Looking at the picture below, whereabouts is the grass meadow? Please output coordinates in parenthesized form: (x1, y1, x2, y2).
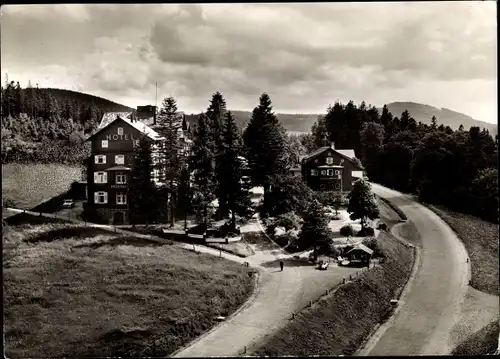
(2, 163, 81, 209)
(3, 223, 255, 358)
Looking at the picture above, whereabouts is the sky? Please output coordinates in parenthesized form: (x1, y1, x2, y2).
(1, 2, 497, 123)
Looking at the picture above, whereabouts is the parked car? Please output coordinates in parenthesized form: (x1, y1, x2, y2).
(317, 260, 329, 270)
(62, 199, 74, 209)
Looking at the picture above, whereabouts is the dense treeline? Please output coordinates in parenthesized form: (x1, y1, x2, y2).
(1, 76, 130, 165)
(301, 101, 499, 223)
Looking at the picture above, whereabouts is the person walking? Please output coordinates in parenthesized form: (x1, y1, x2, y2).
(280, 260, 284, 272)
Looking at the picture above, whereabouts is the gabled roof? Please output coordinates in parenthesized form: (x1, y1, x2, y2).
(86, 112, 163, 142)
(302, 145, 359, 166)
(347, 243, 374, 256)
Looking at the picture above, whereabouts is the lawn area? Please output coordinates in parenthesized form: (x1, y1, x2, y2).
(4, 223, 255, 358)
(429, 205, 499, 296)
(452, 320, 499, 356)
(2, 163, 81, 209)
(252, 230, 415, 356)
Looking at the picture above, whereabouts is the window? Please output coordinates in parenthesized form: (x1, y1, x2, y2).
(101, 140, 108, 148)
(311, 169, 318, 176)
(335, 170, 341, 175)
(327, 169, 334, 176)
(116, 193, 127, 205)
(94, 191, 108, 204)
(95, 155, 106, 164)
(117, 127, 123, 135)
(115, 154, 125, 165)
(94, 171, 107, 184)
(116, 172, 127, 184)
(321, 170, 326, 175)
(326, 157, 333, 164)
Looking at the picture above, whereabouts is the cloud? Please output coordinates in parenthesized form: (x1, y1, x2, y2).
(1, 3, 497, 124)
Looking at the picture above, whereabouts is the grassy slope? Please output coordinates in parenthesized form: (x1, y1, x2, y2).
(2, 164, 81, 209)
(253, 230, 414, 356)
(452, 320, 499, 356)
(4, 223, 254, 358)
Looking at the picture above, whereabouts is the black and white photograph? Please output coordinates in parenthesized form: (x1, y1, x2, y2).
(1, 2, 498, 357)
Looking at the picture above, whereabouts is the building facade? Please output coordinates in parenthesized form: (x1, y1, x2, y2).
(301, 143, 364, 192)
(85, 113, 164, 225)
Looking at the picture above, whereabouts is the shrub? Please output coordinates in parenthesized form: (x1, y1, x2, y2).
(378, 222, 387, 231)
(274, 235, 290, 248)
(275, 212, 302, 232)
(357, 227, 375, 237)
(362, 237, 383, 257)
(340, 224, 355, 237)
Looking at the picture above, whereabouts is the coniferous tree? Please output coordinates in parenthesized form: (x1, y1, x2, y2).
(129, 136, 157, 225)
(217, 111, 252, 228)
(243, 93, 288, 216)
(189, 113, 216, 227)
(206, 92, 228, 218)
(156, 96, 184, 226)
(431, 115, 438, 130)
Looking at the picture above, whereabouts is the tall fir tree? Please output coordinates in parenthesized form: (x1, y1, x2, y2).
(217, 111, 252, 227)
(243, 93, 288, 216)
(156, 96, 184, 226)
(431, 115, 438, 131)
(206, 92, 228, 218)
(347, 179, 380, 229)
(189, 113, 216, 227)
(128, 136, 157, 225)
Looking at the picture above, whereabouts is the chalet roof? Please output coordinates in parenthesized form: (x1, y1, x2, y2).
(347, 243, 374, 256)
(302, 145, 359, 167)
(87, 112, 163, 142)
(290, 166, 301, 171)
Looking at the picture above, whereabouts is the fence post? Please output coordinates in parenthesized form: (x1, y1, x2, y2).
(350, 274, 352, 280)
(343, 278, 346, 284)
(326, 289, 329, 295)
(243, 346, 247, 354)
(292, 312, 295, 319)
(309, 300, 312, 307)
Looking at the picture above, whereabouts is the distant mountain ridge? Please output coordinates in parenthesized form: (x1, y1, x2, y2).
(383, 102, 497, 135)
(187, 101, 496, 135)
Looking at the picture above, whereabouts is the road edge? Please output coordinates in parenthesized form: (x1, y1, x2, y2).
(354, 198, 422, 356)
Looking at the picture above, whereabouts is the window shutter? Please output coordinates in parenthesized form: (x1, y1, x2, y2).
(102, 156, 106, 164)
(94, 192, 99, 203)
(94, 172, 98, 183)
(104, 192, 108, 204)
(94, 156, 99, 164)
(103, 172, 108, 183)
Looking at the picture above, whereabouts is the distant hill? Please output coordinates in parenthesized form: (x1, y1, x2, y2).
(186, 102, 496, 135)
(20, 88, 134, 114)
(384, 102, 497, 135)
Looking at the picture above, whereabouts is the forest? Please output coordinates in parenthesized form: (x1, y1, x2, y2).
(301, 101, 499, 223)
(1, 77, 131, 164)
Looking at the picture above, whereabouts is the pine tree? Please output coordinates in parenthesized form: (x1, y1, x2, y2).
(217, 111, 252, 228)
(206, 92, 228, 218)
(347, 179, 380, 229)
(431, 115, 438, 130)
(189, 113, 216, 227)
(298, 199, 332, 260)
(129, 136, 157, 225)
(156, 96, 184, 226)
(243, 93, 288, 216)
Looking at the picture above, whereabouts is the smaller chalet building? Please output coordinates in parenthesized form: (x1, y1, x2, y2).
(301, 143, 363, 192)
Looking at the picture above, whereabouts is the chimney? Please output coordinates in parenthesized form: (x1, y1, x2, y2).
(330, 141, 335, 149)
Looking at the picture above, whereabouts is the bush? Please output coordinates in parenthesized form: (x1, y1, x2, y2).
(340, 224, 355, 237)
(356, 227, 375, 237)
(378, 222, 387, 230)
(275, 212, 302, 232)
(274, 235, 290, 248)
(362, 237, 383, 257)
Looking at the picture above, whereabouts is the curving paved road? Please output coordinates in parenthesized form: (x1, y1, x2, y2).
(364, 184, 470, 356)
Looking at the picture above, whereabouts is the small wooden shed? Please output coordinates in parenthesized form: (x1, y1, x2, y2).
(346, 243, 374, 267)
